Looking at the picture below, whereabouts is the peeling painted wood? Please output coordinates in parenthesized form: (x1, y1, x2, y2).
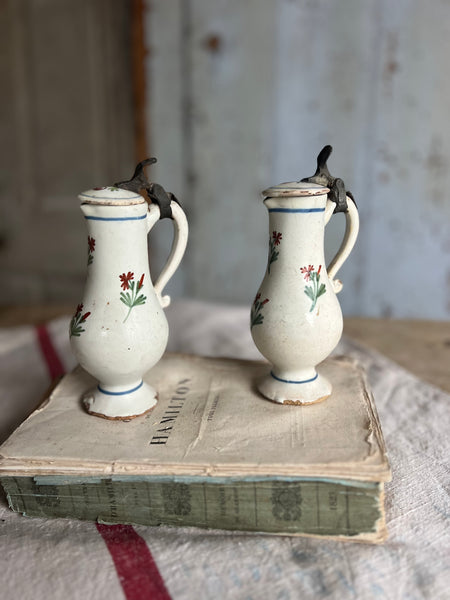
(148, 0, 450, 318)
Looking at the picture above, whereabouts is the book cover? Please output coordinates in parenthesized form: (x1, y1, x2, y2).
(0, 354, 391, 542)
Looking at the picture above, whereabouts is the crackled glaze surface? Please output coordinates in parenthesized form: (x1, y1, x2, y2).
(251, 182, 359, 405)
(70, 187, 188, 419)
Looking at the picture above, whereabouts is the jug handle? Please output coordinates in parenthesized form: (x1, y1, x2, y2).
(146, 201, 189, 308)
(324, 195, 359, 293)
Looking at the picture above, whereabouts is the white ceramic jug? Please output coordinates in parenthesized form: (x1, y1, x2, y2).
(251, 147, 359, 405)
(70, 171, 188, 420)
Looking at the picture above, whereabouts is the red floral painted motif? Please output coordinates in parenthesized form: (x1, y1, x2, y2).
(120, 272, 134, 291)
(301, 264, 326, 312)
(70, 303, 91, 337)
(119, 272, 147, 322)
(87, 236, 96, 265)
(272, 231, 282, 245)
(300, 264, 314, 282)
(251, 293, 269, 328)
(268, 231, 282, 273)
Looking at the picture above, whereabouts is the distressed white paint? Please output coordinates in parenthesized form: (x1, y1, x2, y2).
(359, 0, 450, 318)
(147, 0, 278, 305)
(145, 0, 187, 299)
(147, 0, 450, 318)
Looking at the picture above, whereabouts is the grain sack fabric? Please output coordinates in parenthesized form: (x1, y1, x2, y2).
(0, 300, 448, 600)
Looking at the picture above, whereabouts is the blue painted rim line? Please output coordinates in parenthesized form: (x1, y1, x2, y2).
(268, 208, 325, 213)
(98, 380, 144, 396)
(270, 372, 318, 384)
(85, 215, 147, 221)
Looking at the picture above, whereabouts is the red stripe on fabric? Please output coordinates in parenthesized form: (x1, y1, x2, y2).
(35, 326, 169, 599)
(35, 324, 66, 380)
(97, 524, 171, 600)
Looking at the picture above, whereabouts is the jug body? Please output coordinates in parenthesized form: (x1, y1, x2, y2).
(251, 181, 358, 405)
(70, 186, 188, 419)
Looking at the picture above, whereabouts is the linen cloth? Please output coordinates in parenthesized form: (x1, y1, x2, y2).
(0, 300, 448, 600)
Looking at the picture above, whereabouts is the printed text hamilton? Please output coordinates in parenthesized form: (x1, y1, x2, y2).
(149, 378, 191, 445)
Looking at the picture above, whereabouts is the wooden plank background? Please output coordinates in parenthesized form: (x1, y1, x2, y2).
(0, 0, 135, 305)
(146, 0, 450, 319)
(0, 1, 448, 319)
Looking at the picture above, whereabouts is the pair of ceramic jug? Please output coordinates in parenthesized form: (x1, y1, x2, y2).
(70, 148, 359, 420)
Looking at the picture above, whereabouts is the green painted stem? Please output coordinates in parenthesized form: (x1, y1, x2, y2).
(123, 307, 133, 323)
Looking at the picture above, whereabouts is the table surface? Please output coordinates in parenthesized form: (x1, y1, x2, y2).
(1, 305, 449, 394)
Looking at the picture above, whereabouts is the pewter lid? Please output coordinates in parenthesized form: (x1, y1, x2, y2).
(262, 181, 329, 198)
(79, 186, 145, 206)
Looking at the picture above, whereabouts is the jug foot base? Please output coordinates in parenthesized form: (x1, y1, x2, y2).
(83, 381, 158, 420)
(257, 370, 332, 405)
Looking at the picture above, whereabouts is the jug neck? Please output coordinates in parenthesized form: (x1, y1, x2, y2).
(265, 194, 328, 269)
(81, 202, 150, 277)
(264, 192, 328, 243)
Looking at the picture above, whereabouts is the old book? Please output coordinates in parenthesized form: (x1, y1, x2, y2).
(0, 354, 391, 543)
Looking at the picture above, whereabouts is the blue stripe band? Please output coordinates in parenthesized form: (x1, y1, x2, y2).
(270, 372, 318, 384)
(98, 380, 144, 395)
(85, 215, 147, 221)
(268, 208, 325, 213)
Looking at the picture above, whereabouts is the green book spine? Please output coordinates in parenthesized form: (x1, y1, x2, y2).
(1, 476, 384, 538)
